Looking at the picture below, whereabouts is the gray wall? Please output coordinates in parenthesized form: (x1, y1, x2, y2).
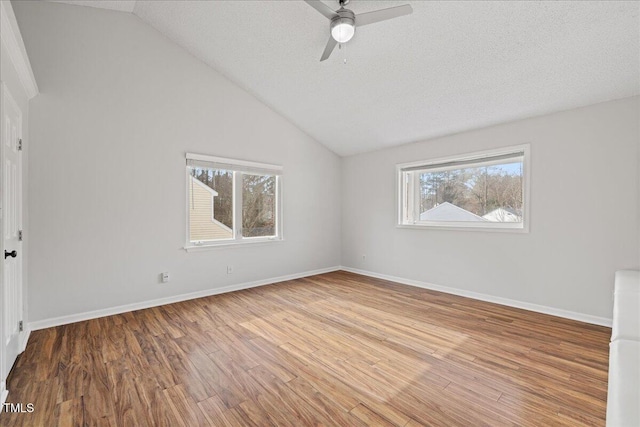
(342, 97, 640, 320)
(13, 1, 639, 325)
(14, 1, 342, 322)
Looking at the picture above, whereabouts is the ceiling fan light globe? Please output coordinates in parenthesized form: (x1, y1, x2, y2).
(331, 19, 355, 43)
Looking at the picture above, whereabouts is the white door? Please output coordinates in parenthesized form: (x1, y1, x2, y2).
(0, 82, 23, 381)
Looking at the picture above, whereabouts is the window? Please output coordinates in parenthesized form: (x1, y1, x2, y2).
(186, 153, 282, 247)
(398, 145, 529, 231)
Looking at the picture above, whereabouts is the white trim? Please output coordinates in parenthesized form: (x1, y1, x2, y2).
(29, 266, 341, 330)
(184, 237, 284, 252)
(340, 266, 612, 327)
(0, 1, 39, 99)
(1, 381, 7, 407)
(396, 144, 529, 171)
(18, 328, 30, 353)
(0, 330, 30, 409)
(186, 152, 283, 172)
(396, 224, 528, 233)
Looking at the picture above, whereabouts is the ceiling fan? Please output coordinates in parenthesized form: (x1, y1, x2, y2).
(304, 0, 413, 61)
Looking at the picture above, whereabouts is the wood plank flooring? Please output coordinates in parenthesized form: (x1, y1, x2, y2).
(1, 271, 611, 426)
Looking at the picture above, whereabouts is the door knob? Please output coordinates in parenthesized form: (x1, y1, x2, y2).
(4, 250, 17, 259)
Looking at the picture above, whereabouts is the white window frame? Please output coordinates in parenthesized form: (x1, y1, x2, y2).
(396, 144, 530, 233)
(185, 153, 283, 251)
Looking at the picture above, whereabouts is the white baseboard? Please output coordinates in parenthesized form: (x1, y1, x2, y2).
(29, 266, 341, 331)
(0, 381, 7, 408)
(340, 266, 612, 327)
(19, 328, 30, 353)
(0, 329, 31, 409)
(28, 265, 612, 331)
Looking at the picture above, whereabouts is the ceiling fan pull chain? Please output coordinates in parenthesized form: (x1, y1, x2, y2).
(339, 43, 348, 65)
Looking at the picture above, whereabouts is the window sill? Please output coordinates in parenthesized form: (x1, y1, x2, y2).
(184, 238, 285, 252)
(396, 224, 529, 234)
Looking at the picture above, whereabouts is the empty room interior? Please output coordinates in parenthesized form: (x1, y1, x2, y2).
(1, 0, 639, 425)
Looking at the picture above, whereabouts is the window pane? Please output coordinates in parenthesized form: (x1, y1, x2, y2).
(417, 161, 523, 223)
(188, 168, 233, 242)
(242, 174, 276, 237)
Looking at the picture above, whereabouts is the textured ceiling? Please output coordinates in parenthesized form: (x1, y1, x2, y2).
(50, 0, 136, 13)
(49, 1, 640, 156)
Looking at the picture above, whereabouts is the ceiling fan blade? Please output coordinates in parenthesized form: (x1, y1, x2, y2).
(356, 4, 413, 27)
(320, 36, 338, 61)
(304, 0, 338, 20)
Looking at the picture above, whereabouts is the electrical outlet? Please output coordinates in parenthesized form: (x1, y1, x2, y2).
(227, 265, 233, 274)
(161, 272, 170, 283)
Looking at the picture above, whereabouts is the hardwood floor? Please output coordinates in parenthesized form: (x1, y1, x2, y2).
(1, 271, 611, 426)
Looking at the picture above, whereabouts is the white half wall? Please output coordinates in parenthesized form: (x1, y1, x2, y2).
(342, 97, 640, 320)
(13, 1, 342, 323)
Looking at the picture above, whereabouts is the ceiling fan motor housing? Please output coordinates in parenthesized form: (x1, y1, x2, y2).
(330, 9, 356, 43)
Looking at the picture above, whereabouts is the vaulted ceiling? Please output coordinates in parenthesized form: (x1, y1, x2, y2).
(49, 1, 640, 156)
